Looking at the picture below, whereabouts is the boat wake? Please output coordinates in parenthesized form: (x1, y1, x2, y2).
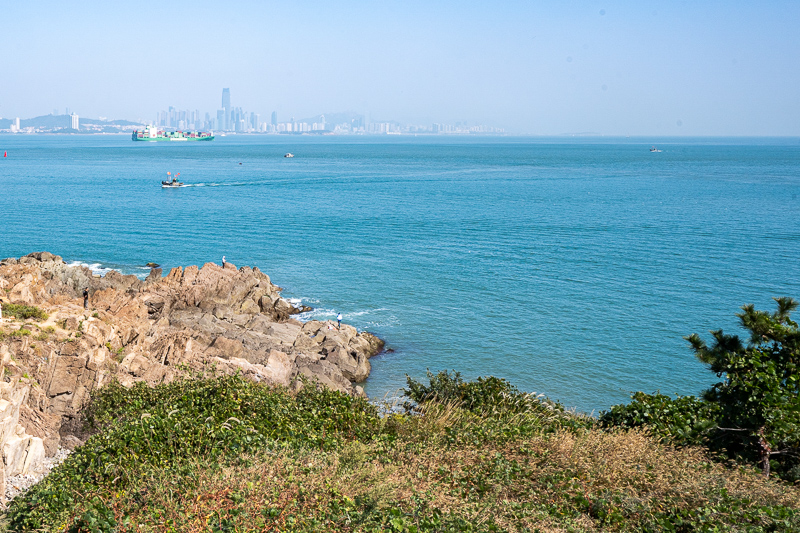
(176, 182, 251, 188)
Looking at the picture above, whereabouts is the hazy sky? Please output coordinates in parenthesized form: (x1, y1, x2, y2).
(2, 1, 799, 135)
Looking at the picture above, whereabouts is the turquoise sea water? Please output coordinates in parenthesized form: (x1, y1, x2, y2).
(1, 135, 799, 413)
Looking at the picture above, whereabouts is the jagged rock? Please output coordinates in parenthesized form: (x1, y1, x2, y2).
(9, 282, 36, 305)
(325, 345, 371, 382)
(146, 268, 162, 283)
(60, 435, 83, 451)
(210, 336, 246, 360)
(272, 298, 296, 321)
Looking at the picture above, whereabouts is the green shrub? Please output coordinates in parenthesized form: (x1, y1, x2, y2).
(603, 297, 800, 480)
(6, 374, 385, 530)
(600, 392, 720, 447)
(2, 304, 48, 321)
(404, 369, 570, 417)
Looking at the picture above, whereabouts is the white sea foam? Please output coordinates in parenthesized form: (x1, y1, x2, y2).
(296, 307, 336, 322)
(294, 305, 398, 329)
(67, 261, 113, 276)
(345, 308, 388, 317)
(66, 261, 151, 280)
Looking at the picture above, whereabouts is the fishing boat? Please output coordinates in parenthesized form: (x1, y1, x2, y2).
(284, 153, 294, 158)
(161, 172, 188, 188)
(650, 146, 662, 152)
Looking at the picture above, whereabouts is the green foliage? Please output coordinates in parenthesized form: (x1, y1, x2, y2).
(686, 297, 800, 477)
(600, 392, 720, 447)
(1, 304, 48, 321)
(604, 297, 800, 480)
(403, 370, 592, 445)
(5, 372, 800, 532)
(405, 369, 560, 415)
(65, 498, 117, 533)
(6, 374, 384, 530)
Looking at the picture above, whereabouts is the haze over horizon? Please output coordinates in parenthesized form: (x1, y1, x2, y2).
(2, 1, 799, 136)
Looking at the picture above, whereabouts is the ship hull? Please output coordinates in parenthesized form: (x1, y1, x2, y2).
(132, 128, 214, 141)
(132, 136, 214, 141)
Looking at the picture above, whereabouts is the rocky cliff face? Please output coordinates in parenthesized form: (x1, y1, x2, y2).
(0, 252, 384, 499)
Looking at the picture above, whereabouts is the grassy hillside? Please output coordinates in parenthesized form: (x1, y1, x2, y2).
(3, 371, 798, 532)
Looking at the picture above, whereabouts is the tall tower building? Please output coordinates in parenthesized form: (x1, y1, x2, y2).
(271, 111, 277, 126)
(70, 114, 79, 130)
(221, 88, 231, 110)
(221, 88, 231, 130)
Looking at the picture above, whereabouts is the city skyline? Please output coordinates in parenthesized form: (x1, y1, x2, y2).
(1, 86, 505, 135)
(1, 2, 799, 135)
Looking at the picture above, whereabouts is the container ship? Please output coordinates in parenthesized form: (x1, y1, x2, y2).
(132, 126, 214, 141)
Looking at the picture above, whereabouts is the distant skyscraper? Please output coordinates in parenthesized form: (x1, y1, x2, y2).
(70, 114, 79, 130)
(271, 111, 277, 126)
(222, 88, 231, 110)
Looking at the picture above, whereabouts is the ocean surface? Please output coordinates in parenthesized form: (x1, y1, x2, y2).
(1, 134, 798, 413)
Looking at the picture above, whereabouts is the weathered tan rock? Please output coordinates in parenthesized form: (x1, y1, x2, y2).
(325, 345, 371, 382)
(210, 336, 246, 360)
(9, 282, 35, 306)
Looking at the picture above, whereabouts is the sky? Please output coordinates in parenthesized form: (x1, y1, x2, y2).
(1, 1, 799, 135)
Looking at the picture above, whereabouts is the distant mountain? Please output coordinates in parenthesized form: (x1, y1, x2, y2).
(20, 115, 71, 128)
(0, 115, 144, 129)
(81, 118, 143, 126)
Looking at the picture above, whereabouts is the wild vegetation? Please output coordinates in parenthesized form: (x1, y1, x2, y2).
(3, 367, 799, 532)
(0, 303, 48, 321)
(601, 297, 800, 481)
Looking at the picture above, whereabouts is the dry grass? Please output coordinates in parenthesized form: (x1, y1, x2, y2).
(88, 427, 800, 532)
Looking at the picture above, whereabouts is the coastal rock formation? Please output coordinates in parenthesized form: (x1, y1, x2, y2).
(0, 253, 384, 498)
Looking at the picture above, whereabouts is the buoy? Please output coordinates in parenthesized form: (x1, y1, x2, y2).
(3, 151, 6, 158)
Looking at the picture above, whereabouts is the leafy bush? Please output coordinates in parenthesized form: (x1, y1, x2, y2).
(7, 374, 385, 530)
(405, 369, 562, 415)
(1, 304, 48, 321)
(600, 392, 720, 447)
(603, 297, 800, 480)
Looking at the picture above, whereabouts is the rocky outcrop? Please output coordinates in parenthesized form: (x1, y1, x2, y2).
(0, 253, 385, 500)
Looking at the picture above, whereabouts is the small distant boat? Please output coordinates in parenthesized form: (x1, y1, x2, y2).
(650, 146, 662, 152)
(284, 153, 294, 158)
(161, 171, 188, 188)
